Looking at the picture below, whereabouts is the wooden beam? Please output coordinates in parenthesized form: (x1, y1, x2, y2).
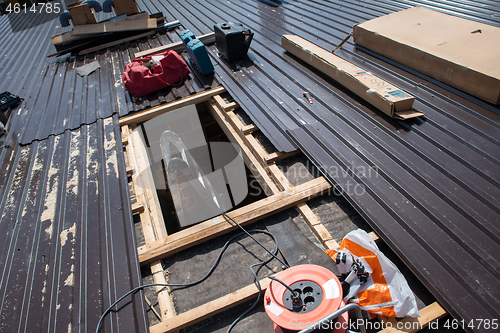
(79, 30, 155, 55)
(244, 133, 269, 167)
(267, 164, 293, 192)
(130, 128, 167, 238)
(223, 101, 238, 111)
(267, 163, 338, 249)
(151, 261, 177, 322)
(150, 277, 272, 333)
(370, 231, 381, 242)
(378, 315, 399, 329)
(72, 18, 157, 36)
(212, 95, 239, 112)
(145, 295, 162, 321)
(139, 176, 332, 265)
(131, 202, 144, 214)
(51, 30, 94, 46)
(264, 149, 299, 164)
(241, 124, 258, 135)
(378, 302, 447, 333)
(207, 99, 279, 196)
(135, 32, 215, 58)
(51, 13, 149, 46)
(125, 125, 177, 322)
(119, 86, 226, 126)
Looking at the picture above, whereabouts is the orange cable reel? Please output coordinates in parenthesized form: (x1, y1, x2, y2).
(264, 264, 348, 333)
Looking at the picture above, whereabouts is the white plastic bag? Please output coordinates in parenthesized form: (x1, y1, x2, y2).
(326, 229, 420, 318)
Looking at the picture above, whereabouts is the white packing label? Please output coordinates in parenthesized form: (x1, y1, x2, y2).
(265, 301, 285, 316)
(322, 279, 340, 299)
(152, 55, 165, 62)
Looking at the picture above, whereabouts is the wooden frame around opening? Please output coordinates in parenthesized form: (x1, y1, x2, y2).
(120, 86, 448, 333)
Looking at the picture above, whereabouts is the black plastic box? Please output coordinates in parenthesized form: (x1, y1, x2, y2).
(0, 91, 21, 112)
(214, 22, 253, 61)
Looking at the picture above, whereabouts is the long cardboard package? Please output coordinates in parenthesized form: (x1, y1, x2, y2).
(282, 35, 423, 119)
(353, 7, 500, 105)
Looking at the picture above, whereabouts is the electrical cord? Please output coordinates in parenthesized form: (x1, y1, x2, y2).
(95, 228, 283, 333)
(268, 276, 298, 298)
(221, 212, 290, 269)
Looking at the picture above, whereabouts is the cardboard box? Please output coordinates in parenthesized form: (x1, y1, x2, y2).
(282, 35, 423, 119)
(353, 7, 500, 105)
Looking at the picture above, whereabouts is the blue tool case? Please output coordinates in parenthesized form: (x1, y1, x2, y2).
(179, 30, 214, 75)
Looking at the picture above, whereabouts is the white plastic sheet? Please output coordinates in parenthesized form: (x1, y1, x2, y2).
(326, 229, 420, 318)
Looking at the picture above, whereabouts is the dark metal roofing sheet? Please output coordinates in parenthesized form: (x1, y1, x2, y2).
(139, 0, 500, 331)
(0, 115, 148, 333)
(0, 8, 219, 145)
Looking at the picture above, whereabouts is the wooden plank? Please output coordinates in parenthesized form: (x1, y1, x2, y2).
(126, 166, 134, 175)
(137, 245, 147, 255)
(223, 101, 238, 111)
(139, 177, 332, 265)
(212, 95, 238, 112)
(212, 95, 272, 169)
(207, 99, 280, 197)
(132, 128, 167, 238)
(241, 124, 258, 135)
(267, 164, 337, 248)
(151, 261, 177, 321)
(69, 4, 97, 25)
(282, 35, 421, 118)
(72, 18, 156, 36)
(150, 278, 273, 333)
(119, 86, 226, 125)
(264, 149, 299, 164)
(125, 124, 177, 323)
(135, 32, 215, 58)
(121, 124, 130, 143)
(51, 30, 94, 46)
(126, 126, 158, 243)
(267, 164, 293, 192)
(378, 315, 399, 329)
(295, 202, 321, 226)
(378, 302, 447, 333)
(51, 12, 149, 46)
(370, 231, 381, 242)
(212, 95, 227, 109)
(324, 240, 340, 249)
(145, 295, 162, 321)
(244, 133, 269, 167)
(313, 224, 334, 241)
(131, 202, 144, 214)
(113, 0, 140, 16)
(79, 30, 155, 55)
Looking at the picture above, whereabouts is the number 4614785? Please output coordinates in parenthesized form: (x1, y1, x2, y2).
(6, 2, 61, 14)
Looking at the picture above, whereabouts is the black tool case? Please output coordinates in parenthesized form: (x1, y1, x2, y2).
(0, 91, 21, 112)
(214, 22, 253, 61)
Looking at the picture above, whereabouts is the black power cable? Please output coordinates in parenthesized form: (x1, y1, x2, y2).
(95, 227, 284, 333)
(268, 276, 298, 297)
(221, 212, 289, 269)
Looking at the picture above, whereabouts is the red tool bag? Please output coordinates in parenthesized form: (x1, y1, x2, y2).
(122, 50, 191, 97)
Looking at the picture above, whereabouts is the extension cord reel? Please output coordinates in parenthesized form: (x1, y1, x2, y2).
(264, 264, 348, 333)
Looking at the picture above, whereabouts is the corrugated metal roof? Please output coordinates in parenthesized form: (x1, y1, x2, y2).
(1, 0, 500, 332)
(0, 8, 219, 145)
(0, 115, 148, 333)
(137, 0, 500, 331)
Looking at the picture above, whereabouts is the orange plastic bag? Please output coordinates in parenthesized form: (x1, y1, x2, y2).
(326, 229, 419, 318)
